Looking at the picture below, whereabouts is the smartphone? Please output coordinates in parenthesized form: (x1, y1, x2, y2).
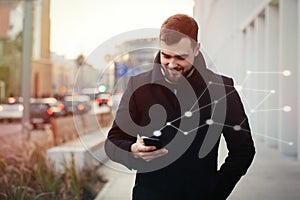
(143, 137, 162, 149)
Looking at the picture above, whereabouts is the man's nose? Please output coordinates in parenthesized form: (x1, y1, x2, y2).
(168, 59, 177, 68)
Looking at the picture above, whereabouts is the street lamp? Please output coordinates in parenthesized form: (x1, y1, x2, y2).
(21, 0, 33, 139)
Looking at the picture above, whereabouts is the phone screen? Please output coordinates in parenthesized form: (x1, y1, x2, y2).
(143, 137, 162, 149)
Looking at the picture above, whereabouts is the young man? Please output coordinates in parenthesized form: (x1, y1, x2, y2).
(105, 14, 255, 199)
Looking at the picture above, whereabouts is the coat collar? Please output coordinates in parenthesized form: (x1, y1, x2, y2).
(150, 51, 208, 84)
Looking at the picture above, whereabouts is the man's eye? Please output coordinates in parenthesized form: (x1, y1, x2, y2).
(163, 54, 171, 59)
(177, 56, 185, 60)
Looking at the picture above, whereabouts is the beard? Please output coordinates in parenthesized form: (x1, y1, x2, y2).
(162, 65, 192, 83)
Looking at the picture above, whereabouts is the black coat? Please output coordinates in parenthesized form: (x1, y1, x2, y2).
(105, 52, 255, 200)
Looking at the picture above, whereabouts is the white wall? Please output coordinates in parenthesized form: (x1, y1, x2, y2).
(298, 0, 300, 162)
(265, 4, 279, 148)
(194, 0, 263, 78)
(278, 0, 298, 157)
(33, 0, 41, 59)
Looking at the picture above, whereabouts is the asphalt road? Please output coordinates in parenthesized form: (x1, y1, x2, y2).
(0, 122, 22, 137)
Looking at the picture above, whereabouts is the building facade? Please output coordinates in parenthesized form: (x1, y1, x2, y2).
(0, 0, 54, 99)
(0, 1, 23, 100)
(31, 0, 52, 97)
(110, 38, 159, 93)
(194, 0, 299, 161)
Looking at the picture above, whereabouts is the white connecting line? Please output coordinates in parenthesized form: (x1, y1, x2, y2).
(154, 70, 293, 146)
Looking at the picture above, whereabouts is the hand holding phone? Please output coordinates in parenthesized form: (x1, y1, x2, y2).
(131, 136, 168, 161)
(143, 137, 163, 149)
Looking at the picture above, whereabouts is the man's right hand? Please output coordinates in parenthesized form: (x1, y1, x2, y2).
(130, 137, 168, 162)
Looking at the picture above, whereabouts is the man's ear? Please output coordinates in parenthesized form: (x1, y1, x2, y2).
(194, 42, 200, 56)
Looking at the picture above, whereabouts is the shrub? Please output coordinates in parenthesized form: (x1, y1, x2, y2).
(0, 139, 106, 199)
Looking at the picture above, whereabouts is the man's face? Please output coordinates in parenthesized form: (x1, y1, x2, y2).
(160, 37, 200, 82)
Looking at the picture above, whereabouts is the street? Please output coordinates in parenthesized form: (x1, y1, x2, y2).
(0, 101, 114, 135)
(0, 123, 22, 137)
(0, 108, 114, 150)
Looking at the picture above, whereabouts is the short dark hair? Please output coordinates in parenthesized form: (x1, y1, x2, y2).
(160, 14, 199, 47)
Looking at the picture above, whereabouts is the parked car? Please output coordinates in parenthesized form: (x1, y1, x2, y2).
(0, 97, 23, 122)
(63, 95, 91, 115)
(29, 97, 65, 129)
(95, 93, 113, 107)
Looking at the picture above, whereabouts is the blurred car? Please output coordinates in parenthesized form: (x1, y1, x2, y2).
(0, 97, 24, 122)
(30, 98, 65, 129)
(95, 93, 113, 108)
(63, 95, 91, 115)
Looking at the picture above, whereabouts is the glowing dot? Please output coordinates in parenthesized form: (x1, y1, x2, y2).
(233, 125, 241, 131)
(282, 70, 291, 77)
(183, 132, 189, 135)
(153, 130, 161, 137)
(214, 100, 218, 104)
(288, 142, 293, 146)
(185, 111, 193, 117)
(206, 119, 214, 125)
(208, 81, 213, 85)
(235, 85, 242, 92)
(283, 106, 292, 112)
(247, 70, 252, 74)
(166, 122, 171, 126)
(250, 109, 255, 113)
(270, 90, 276, 94)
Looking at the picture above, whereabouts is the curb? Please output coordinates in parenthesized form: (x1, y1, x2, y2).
(94, 177, 115, 200)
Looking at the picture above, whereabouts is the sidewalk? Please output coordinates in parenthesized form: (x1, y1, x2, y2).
(96, 140, 300, 200)
(95, 161, 135, 200)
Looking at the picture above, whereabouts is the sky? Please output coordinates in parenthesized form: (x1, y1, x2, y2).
(50, 0, 194, 59)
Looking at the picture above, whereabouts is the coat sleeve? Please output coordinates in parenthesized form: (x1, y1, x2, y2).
(104, 77, 140, 169)
(211, 78, 256, 199)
